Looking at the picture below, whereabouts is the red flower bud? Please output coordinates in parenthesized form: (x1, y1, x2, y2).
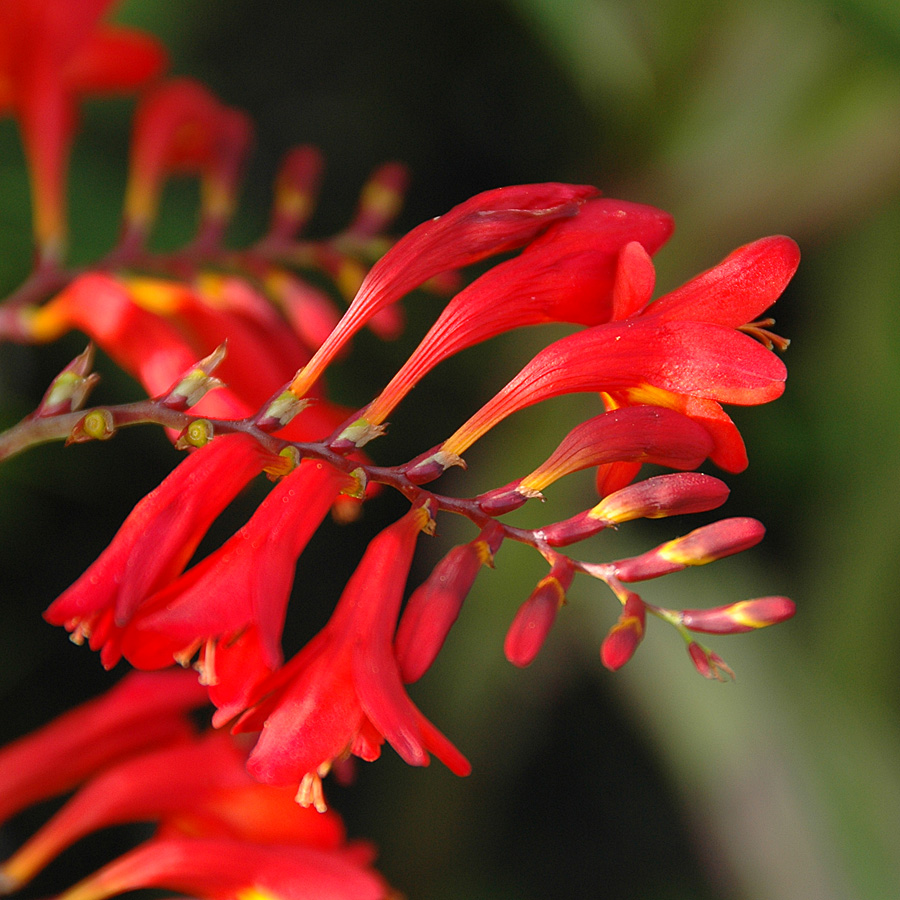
(687, 642, 735, 681)
(680, 596, 795, 634)
(504, 562, 574, 667)
(396, 523, 504, 683)
(600, 593, 647, 672)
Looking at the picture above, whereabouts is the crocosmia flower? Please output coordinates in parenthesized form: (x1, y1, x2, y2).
(234, 504, 470, 811)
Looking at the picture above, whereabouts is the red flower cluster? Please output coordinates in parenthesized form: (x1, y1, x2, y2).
(24, 178, 798, 806)
(0, 5, 799, 898)
(0, 672, 388, 900)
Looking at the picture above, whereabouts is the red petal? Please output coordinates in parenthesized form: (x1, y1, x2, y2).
(644, 236, 800, 327)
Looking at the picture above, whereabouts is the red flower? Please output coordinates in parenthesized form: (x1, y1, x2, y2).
(234, 504, 470, 810)
(0, 731, 349, 891)
(44, 434, 275, 668)
(121, 460, 355, 724)
(54, 836, 388, 900)
(288, 182, 600, 399)
(438, 235, 798, 472)
(361, 197, 673, 427)
(0, 670, 206, 826)
(0, 0, 166, 256)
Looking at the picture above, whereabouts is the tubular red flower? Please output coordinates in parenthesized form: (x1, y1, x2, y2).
(235, 505, 470, 805)
(440, 235, 797, 470)
(640, 236, 800, 327)
(124, 460, 354, 687)
(363, 198, 672, 424)
(0, 670, 206, 826)
(442, 317, 786, 458)
(288, 182, 599, 398)
(44, 434, 274, 668)
(516, 406, 715, 497)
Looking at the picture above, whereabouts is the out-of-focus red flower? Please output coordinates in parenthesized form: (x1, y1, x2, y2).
(0, 731, 349, 891)
(44, 434, 276, 668)
(54, 836, 388, 900)
(0, 0, 166, 256)
(234, 504, 470, 811)
(0, 670, 206, 826)
(122, 78, 252, 246)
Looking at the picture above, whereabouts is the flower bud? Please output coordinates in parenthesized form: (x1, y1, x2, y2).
(680, 596, 795, 634)
(476, 481, 530, 515)
(404, 448, 465, 485)
(614, 517, 765, 582)
(504, 561, 574, 667)
(254, 389, 310, 431)
(395, 522, 504, 682)
(33, 344, 99, 418)
(159, 344, 227, 411)
(175, 419, 214, 450)
(600, 592, 646, 671)
(687, 642, 735, 681)
(590, 472, 730, 525)
(66, 409, 115, 445)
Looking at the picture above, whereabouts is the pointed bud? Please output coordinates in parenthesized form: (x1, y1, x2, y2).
(32, 345, 99, 418)
(254, 389, 310, 431)
(600, 592, 646, 671)
(687, 642, 735, 681)
(66, 409, 115, 445)
(680, 596, 795, 634)
(395, 523, 504, 682)
(158, 344, 227, 411)
(614, 517, 765, 582)
(589, 473, 730, 525)
(476, 482, 530, 515)
(504, 561, 574, 667)
(328, 418, 387, 451)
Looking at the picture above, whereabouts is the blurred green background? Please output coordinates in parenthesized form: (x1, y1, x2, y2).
(3, 0, 900, 898)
